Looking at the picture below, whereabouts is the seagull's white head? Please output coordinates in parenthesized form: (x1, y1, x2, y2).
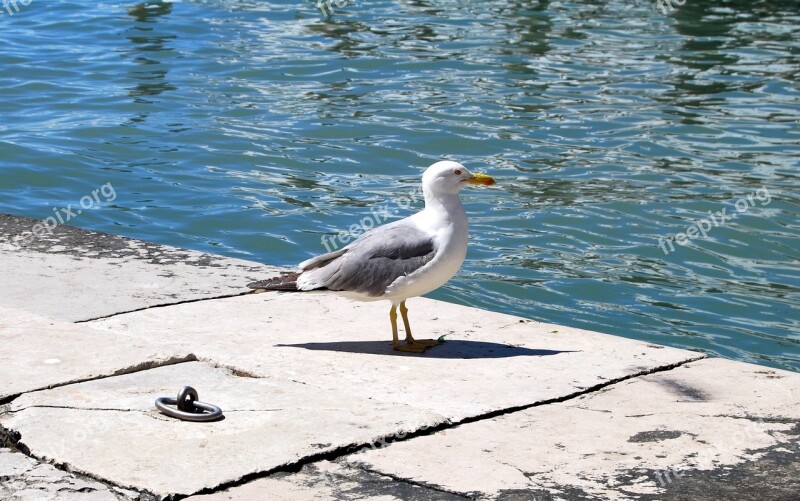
(421, 161, 495, 197)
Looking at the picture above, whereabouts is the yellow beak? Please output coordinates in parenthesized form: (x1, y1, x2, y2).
(466, 173, 495, 186)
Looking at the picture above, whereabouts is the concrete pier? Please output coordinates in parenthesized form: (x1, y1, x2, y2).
(1, 213, 798, 500)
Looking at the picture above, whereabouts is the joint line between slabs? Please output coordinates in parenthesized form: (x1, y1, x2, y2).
(75, 290, 258, 323)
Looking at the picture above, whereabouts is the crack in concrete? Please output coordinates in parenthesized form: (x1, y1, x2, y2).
(710, 414, 797, 424)
(171, 355, 709, 499)
(352, 463, 475, 499)
(445, 355, 705, 429)
(201, 360, 263, 379)
(2, 354, 707, 499)
(225, 409, 284, 412)
(0, 472, 133, 501)
(5, 405, 142, 414)
(0, 394, 18, 407)
(0, 354, 198, 407)
(0, 355, 211, 499)
(75, 291, 258, 323)
(0, 439, 155, 500)
(495, 458, 537, 483)
(8, 403, 283, 415)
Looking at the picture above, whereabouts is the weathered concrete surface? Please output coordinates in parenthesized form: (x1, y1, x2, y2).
(0, 213, 281, 322)
(89, 292, 705, 422)
(2, 214, 796, 500)
(0, 447, 137, 500)
(0, 307, 191, 401)
(0, 362, 444, 498)
(187, 460, 467, 501)
(344, 358, 800, 500)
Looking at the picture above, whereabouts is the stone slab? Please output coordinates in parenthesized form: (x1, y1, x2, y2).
(0, 447, 137, 500)
(0, 307, 191, 401)
(0, 213, 281, 322)
(0, 362, 445, 498)
(1, 217, 795, 499)
(90, 292, 705, 422)
(344, 358, 800, 500)
(187, 460, 466, 501)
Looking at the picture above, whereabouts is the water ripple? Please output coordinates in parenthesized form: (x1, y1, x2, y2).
(0, 0, 798, 371)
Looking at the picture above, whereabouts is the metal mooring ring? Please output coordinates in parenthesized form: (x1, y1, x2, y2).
(155, 386, 223, 422)
(176, 386, 198, 412)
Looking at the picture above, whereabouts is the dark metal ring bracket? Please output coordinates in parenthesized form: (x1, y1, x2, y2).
(155, 386, 223, 422)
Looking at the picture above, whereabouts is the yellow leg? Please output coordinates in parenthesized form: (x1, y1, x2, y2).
(400, 301, 413, 343)
(398, 301, 439, 349)
(391, 302, 427, 353)
(390, 304, 399, 345)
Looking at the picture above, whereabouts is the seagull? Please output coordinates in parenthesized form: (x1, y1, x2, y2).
(248, 160, 495, 353)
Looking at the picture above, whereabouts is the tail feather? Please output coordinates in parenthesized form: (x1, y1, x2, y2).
(247, 272, 301, 291)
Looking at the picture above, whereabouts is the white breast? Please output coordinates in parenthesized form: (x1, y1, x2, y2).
(383, 199, 469, 302)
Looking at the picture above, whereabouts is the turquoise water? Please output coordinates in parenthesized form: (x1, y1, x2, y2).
(1, 0, 798, 371)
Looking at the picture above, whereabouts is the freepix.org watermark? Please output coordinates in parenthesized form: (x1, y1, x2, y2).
(658, 187, 771, 256)
(321, 185, 422, 253)
(652, 415, 775, 488)
(2, 182, 117, 249)
(655, 0, 686, 15)
(316, 0, 356, 16)
(1, 0, 32, 17)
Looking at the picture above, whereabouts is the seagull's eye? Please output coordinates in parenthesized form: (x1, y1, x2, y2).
(454, 169, 462, 175)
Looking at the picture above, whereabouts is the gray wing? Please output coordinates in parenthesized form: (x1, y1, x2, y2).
(302, 220, 436, 297)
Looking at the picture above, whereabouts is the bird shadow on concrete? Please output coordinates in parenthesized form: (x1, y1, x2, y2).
(275, 340, 576, 359)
